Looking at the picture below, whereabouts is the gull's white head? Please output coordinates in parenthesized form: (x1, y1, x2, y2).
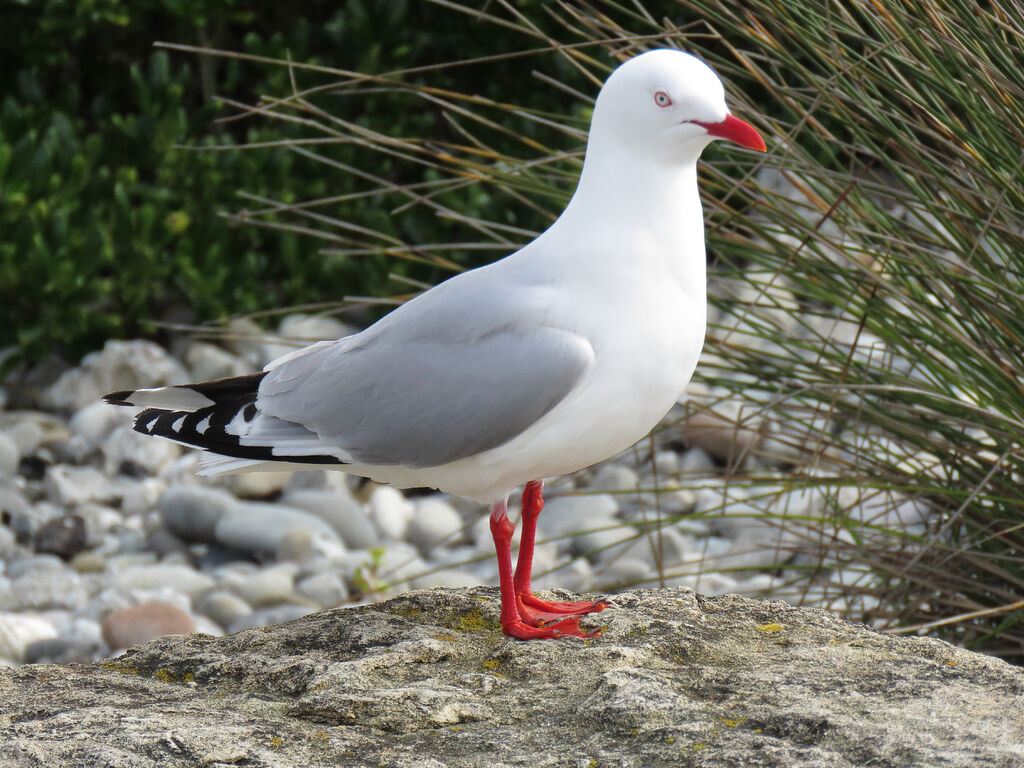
(587, 49, 765, 165)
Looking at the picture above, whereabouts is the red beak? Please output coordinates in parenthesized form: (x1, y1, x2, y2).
(694, 114, 766, 152)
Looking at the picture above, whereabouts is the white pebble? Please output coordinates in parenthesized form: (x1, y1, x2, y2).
(68, 401, 122, 455)
(0, 612, 58, 663)
(296, 572, 349, 607)
(588, 464, 639, 494)
(110, 564, 215, 598)
(214, 502, 339, 557)
(102, 424, 180, 474)
(368, 485, 414, 541)
(224, 563, 298, 608)
(44, 465, 120, 507)
(537, 493, 619, 541)
(406, 496, 464, 556)
(0, 433, 20, 479)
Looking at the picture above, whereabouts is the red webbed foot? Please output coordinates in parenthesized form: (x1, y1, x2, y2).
(500, 616, 602, 640)
(516, 593, 608, 626)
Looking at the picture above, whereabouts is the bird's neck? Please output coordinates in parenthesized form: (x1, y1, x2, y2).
(554, 155, 707, 292)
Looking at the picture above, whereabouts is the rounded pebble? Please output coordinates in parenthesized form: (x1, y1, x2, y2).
(101, 602, 195, 651)
(226, 563, 299, 608)
(44, 465, 119, 507)
(229, 470, 293, 499)
(284, 488, 378, 550)
(0, 433, 21, 480)
(68, 400, 123, 454)
(110, 564, 215, 598)
(368, 485, 414, 541)
(0, 525, 15, 561)
(5, 569, 86, 611)
(102, 425, 181, 475)
(406, 497, 464, 556)
(537, 493, 620, 541)
(33, 514, 88, 560)
(0, 612, 58, 663)
(214, 503, 339, 557)
(295, 572, 349, 607)
(195, 590, 253, 630)
(159, 486, 240, 543)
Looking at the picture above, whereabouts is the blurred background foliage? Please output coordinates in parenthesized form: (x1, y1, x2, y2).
(0, 0, 572, 367)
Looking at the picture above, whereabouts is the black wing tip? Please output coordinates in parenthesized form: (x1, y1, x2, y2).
(104, 390, 136, 406)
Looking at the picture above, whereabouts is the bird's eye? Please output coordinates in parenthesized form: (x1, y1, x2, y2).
(654, 91, 672, 108)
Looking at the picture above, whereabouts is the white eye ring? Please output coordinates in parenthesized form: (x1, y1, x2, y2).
(654, 91, 672, 108)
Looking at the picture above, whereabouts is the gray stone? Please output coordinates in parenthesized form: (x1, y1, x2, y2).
(110, 565, 215, 598)
(74, 503, 121, 546)
(536, 492, 619, 542)
(159, 486, 239, 543)
(275, 528, 317, 563)
(3, 588, 1023, 767)
(679, 446, 716, 476)
(5, 553, 67, 579)
(371, 543, 429, 586)
(33, 514, 88, 560)
(184, 341, 251, 382)
(67, 400, 122, 458)
(406, 497, 464, 556)
(588, 463, 639, 493)
(605, 525, 694, 569)
(367, 485, 414, 541)
(44, 465, 119, 507)
(24, 636, 101, 665)
(0, 524, 16, 560)
(215, 503, 339, 557)
(262, 314, 354, 364)
(120, 478, 165, 518)
(0, 612, 57, 664)
(69, 551, 107, 574)
(220, 317, 270, 367)
(295, 572, 349, 608)
(4, 569, 86, 611)
(144, 528, 188, 557)
(102, 424, 180, 475)
(596, 556, 656, 589)
(228, 470, 293, 499)
(574, 521, 636, 560)
(195, 590, 253, 630)
(0, 432, 20, 479)
(531, 556, 594, 593)
(0, 486, 32, 541)
(0, 410, 69, 453)
(223, 563, 298, 608)
(684, 403, 763, 465)
(284, 488, 378, 550)
(664, 571, 739, 595)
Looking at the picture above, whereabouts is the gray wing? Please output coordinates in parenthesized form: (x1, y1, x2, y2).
(256, 323, 593, 468)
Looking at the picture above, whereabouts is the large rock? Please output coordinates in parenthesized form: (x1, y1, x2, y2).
(1, 588, 1021, 767)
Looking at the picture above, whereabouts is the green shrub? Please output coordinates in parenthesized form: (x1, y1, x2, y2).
(0, 0, 572, 368)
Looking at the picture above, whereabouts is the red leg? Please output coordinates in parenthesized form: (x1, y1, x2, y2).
(512, 481, 608, 626)
(489, 498, 591, 639)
